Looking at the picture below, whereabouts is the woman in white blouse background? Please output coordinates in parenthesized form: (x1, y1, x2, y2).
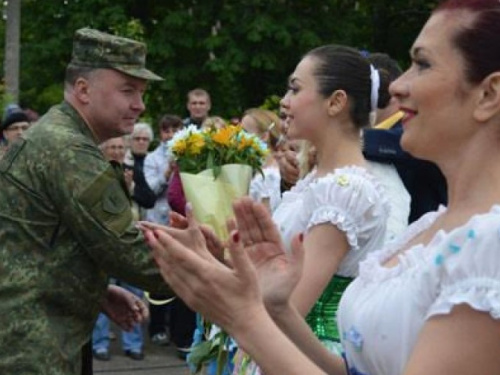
(242, 108, 284, 214)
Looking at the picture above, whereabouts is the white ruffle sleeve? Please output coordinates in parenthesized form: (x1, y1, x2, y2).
(303, 167, 389, 252)
(426, 211, 500, 320)
(249, 167, 281, 212)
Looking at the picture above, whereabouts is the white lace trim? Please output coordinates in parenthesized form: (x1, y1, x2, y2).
(307, 206, 360, 251)
(427, 277, 500, 320)
(358, 206, 447, 282)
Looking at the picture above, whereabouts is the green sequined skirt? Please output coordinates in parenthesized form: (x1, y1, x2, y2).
(305, 274, 353, 352)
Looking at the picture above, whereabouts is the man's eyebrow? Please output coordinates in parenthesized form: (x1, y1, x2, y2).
(288, 76, 298, 85)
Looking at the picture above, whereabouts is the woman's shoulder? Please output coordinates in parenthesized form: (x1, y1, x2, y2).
(301, 166, 389, 250)
(424, 205, 500, 321)
(307, 165, 390, 213)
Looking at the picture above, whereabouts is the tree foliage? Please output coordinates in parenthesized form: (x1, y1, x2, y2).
(0, 0, 437, 127)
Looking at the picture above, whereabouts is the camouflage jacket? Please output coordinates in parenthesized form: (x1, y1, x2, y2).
(0, 101, 171, 375)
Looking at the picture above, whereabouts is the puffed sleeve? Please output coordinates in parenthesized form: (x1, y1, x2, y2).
(426, 211, 500, 320)
(249, 173, 266, 202)
(249, 168, 281, 211)
(303, 169, 389, 251)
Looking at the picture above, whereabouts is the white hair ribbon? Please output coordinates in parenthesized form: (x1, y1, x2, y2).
(370, 64, 380, 114)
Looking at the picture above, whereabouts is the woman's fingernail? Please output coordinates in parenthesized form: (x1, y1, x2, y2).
(232, 231, 240, 243)
(153, 230, 160, 239)
(299, 233, 304, 243)
(144, 231, 153, 245)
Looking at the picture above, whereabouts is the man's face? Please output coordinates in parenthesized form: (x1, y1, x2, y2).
(2, 121, 30, 143)
(187, 94, 210, 122)
(102, 137, 126, 163)
(131, 130, 151, 155)
(83, 69, 147, 141)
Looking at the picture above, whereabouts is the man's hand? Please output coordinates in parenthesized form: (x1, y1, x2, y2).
(278, 143, 300, 189)
(138, 205, 226, 262)
(124, 169, 134, 192)
(143, 216, 261, 334)
(164, 160, 176, 182)
(101, 285, 149, 332)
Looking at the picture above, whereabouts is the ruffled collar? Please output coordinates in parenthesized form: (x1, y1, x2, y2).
(359, 204, 500, 282)
(282, 165, 391, 216)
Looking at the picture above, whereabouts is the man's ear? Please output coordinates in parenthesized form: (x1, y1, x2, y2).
(73, 77, 91, 104)
(473, 72, 500, 123)
(326, 90, 348, 117)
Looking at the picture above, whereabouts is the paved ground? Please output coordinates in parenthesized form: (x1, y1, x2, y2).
(93, 326, 191, 375)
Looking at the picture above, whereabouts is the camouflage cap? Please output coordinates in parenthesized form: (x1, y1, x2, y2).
(70, 28, 163, 81)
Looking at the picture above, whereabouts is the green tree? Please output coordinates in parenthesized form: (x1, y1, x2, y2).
(0, 0, 438, 128)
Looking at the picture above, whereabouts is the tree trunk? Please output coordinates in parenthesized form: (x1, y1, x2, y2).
(4, 0, 21, 104)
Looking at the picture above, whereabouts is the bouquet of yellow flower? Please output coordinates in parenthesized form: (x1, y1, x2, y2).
(167, 124, 269, 375)
(167, 124, 269, 240)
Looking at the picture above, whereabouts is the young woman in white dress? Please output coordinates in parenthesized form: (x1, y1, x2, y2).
(235, 44, 397, 375)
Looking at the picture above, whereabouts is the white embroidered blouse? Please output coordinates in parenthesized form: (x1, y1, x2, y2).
(338, 205, 500, 375)
(272, 166, 389, 277)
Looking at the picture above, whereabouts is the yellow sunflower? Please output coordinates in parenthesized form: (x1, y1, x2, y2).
(237, 136, 254, 151)
(172, 139, 187, 154)
(187, 133, 206, 155)
(211, 126, 238, 146)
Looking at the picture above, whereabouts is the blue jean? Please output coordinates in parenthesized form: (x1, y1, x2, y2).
(92, 312, 110, 353)
(92, 282, 144, 353)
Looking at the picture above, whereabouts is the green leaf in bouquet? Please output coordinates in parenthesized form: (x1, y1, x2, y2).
(256, 165, 265, 179)
(179, 157, 200, 174)
(187, 340, 219, 374)
(216, 345, 229, 375)
(206, 151, 215, 171)
(225, 148, 236, 163)
(213, 164, 222, 179)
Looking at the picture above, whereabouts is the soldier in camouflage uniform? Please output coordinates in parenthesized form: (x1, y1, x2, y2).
(0, 28, 171, 375)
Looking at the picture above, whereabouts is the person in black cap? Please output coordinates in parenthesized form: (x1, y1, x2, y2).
(0, 110, 30, 158)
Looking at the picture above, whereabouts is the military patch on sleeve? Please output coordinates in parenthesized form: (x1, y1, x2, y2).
(102, 180, 129, 214)
(78, 164, 133, 235)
